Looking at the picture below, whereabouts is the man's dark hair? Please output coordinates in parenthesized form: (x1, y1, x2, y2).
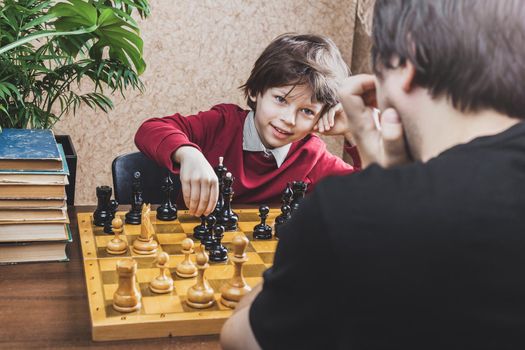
(372, 0, 525, 119)
(241, 33, 349, 116)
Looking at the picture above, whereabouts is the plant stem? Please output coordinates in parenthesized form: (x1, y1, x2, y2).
(0, 26, 98, 55)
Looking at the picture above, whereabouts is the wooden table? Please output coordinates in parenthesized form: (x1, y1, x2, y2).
(0, 206, 221, 349)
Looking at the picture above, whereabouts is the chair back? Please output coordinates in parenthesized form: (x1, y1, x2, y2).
(111, 152, 180, 205)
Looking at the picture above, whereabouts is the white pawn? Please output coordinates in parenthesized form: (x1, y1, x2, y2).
(176, 238, 198, 278)
(220, 234, 251, 308)
(149, 252, 174, 294)
(186, 245, 215, 308)
(106, 216, 128, 255)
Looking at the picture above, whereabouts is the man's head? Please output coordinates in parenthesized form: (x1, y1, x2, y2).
(242, 33, 349, 148)
(372, 0, 525, 119)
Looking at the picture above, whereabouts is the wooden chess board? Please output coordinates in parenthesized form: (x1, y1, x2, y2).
(78, 209, 279, 341)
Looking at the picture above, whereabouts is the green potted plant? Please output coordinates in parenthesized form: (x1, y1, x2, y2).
(0, 0, 150, 204)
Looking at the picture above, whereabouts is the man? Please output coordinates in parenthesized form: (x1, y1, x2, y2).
(221, 0, 525, 349)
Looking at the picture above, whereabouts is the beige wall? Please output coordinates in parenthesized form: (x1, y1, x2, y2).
(53, 0, 372, 205)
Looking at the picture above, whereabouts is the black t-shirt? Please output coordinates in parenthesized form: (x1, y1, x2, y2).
(250, 122, 525, 350)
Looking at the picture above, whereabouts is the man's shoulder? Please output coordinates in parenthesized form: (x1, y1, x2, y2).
(316, 162, 433, 218)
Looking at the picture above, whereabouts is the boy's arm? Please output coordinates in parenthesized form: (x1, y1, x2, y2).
(134, 104, 237, 216)
(134, 105, 232, 173)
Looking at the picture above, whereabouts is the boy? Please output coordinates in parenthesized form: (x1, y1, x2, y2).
(135, 34, 360, 216)
(221, 0, 525, 349)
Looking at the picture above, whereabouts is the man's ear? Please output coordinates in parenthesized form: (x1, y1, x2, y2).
(401, 61, 416, 93)
(249, 92, 257, 103)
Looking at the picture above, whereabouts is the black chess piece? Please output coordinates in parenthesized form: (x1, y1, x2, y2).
(282, 182, 294, 205)
(219, 172, 239, 231)
(93, 185, 114, 226)
(212, 156, 228, 220)
(274, 204, 291, 238)
(201, 215, 216, 251)
(290, 181, 308, 213)
(103, 198, 119, 234)
(209, 223, 228, 262)
(193, 215, 207, 240)
(156, 173, 177, 221)
(253, 205, 272, 239)
(274, 183, 293, 238)
(125, 171, 143, 225)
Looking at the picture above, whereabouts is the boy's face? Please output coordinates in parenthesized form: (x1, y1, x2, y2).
(252, 84, 323, 149)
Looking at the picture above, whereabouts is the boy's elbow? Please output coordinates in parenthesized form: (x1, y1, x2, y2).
(134, 119, 154, 151)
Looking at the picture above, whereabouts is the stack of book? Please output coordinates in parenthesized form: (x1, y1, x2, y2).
(0, 129, 71, 264)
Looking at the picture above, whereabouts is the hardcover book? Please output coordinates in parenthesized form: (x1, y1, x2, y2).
(0, 208, 68, 222)
(0, 225, 72, 264)
(0, 222, 70, 242)
(0, 144, 69, 199)
(0, 129, 62, 171)
(0, 184, 66, 200)
(0, 199, 66, 209)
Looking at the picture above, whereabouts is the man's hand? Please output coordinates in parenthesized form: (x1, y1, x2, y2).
(337, 74, 410, 168)
(173, 146, 218, 216)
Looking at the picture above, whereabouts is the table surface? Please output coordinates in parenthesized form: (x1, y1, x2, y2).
(0, 206, 221, 350)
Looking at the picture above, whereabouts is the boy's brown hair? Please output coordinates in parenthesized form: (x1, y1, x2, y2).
(372, 0, 525, 119)
(242, 33, 349, 116)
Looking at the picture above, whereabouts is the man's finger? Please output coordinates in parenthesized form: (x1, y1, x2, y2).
(380, 108, 409, 166)
(338, 74, 376, 99)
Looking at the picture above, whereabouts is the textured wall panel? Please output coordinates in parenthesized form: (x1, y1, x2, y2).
(53, 0, 360, 204)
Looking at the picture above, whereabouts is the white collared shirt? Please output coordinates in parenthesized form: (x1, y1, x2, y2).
(242, 111, 291, 168)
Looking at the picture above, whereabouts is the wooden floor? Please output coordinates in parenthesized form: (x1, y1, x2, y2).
(0, 206, 221, 349)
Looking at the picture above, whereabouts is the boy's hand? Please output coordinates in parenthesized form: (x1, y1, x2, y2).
(173, 146, 218, 216)
(314, 103, 350, 136)
(337, 74, 410, 168)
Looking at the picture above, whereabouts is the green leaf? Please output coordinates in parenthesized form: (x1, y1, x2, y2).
(21, 13, 57, 31)
(50, 0, 98, 26)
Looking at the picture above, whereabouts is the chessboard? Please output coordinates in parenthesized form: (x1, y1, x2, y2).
(78, 208, 280, 341)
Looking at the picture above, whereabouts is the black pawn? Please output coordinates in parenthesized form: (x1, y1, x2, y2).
(125, 171, 143, 225)
(93, 185, 113, 226)
(274, 204, 291, 238)
(209, 224, 228, 262)
(253, 205, 272, 239)
(103, 198, 119, 234)
(201, 215, 216, 250)
(157, 174, 177, 221)
(193, 215, 207, 240)
(290, 181, 308, 213)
